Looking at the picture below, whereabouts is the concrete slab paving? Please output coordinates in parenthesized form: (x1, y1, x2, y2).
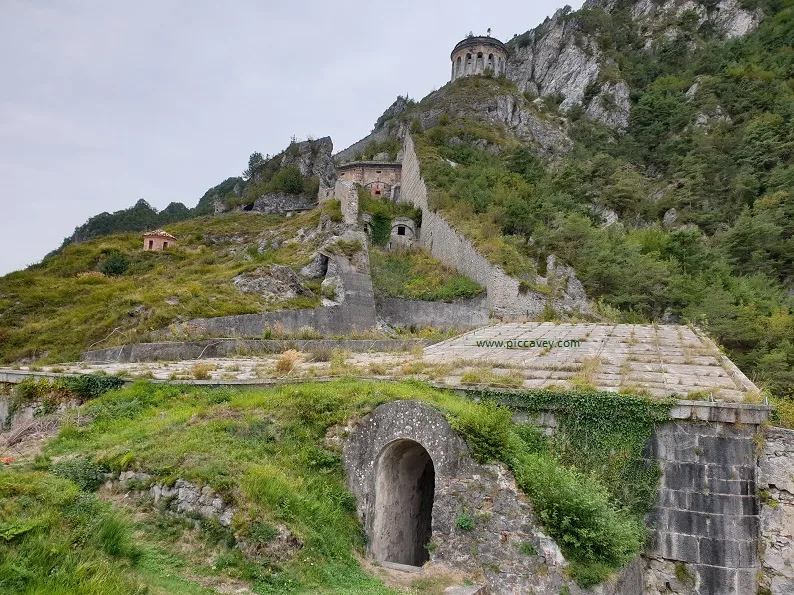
(8, 322, 758, 403)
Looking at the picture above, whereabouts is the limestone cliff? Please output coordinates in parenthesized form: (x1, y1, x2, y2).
(506, 0, 761, 130)
(506, 8, 632, 129)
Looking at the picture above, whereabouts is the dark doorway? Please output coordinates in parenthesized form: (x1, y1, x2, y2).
(372, 439, 435, 566)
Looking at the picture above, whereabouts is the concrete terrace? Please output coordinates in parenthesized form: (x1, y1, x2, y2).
(424, 323, 757, 400)
(5, 323, 758, 402)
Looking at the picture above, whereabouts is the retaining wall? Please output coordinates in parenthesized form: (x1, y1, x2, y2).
(171, 249, 377, 339)
(377, 295, 489, 330)
(80, 338, 432, 364)
(759, 426, 794, 595)
(643, 402, 770, 594)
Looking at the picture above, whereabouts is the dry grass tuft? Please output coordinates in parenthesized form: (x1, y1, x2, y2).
(275, 350, 301, 373)
(191, 363, 216, 380)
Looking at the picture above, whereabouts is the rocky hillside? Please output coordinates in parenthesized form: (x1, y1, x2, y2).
(334, 0, 792, 399)
(55, 137, 336, 252)
(0, 209, 342, 363)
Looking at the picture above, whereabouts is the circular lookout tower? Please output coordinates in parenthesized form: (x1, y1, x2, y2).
(450, 35, 507, 82)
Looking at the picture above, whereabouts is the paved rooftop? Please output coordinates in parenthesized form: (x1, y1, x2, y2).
(9, 323, 758, 402)
(424, 323, 756, 400)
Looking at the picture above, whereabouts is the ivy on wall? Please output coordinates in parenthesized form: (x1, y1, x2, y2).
(443, 388, 674, 586)
(491, 389, 674, 515)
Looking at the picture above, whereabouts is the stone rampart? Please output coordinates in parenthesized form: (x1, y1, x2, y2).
(645, 418, 763, 594)
(399, 134, 586, 319)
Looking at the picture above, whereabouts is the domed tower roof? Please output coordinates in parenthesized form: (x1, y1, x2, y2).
(450, 36, 507, 60)
(450, 35, 508, 82)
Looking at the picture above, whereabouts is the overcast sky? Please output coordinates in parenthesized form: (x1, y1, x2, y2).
(0, 0, 583, 276)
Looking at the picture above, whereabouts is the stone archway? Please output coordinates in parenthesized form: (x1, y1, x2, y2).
(371, 439, 435, 566)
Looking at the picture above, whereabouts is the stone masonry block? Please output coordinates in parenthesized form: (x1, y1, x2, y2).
(698, 436, 755, 466)
(696, 565, 740, 595)
(656, 532, 700, 563)
(689, 492, 759, 516)
(699, 537, 757, 567)
(662, 462, 706, 490)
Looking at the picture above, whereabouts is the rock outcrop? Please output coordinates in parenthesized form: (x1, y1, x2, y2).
(588, 0, 762, 40)
(506, 9, 632, 130)
(275, 136, 336, 189)
(506, 0, 762, 131)
(232, 265, 313, 301)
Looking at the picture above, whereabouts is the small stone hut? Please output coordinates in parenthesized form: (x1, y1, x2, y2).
(142, 230, 176, 251)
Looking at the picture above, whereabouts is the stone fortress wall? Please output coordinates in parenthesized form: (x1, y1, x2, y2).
(450, 35, 508, 81)
(399, 133, 587, 318)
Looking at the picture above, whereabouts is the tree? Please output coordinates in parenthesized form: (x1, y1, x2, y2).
(243, 152, 265, 181)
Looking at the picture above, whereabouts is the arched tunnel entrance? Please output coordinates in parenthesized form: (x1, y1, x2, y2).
(371, 439, 435, 566)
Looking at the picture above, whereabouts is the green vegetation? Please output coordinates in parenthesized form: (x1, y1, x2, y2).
(0, 471, 148, 594)
(58, 199, 194, 252)
(454, 511, 475, 531)
(448, 390, 672, 585)
(369, 247, 484, 301)
(6, 374, 125, 421)
(0, 211, 330, 363)
(352, 138, 402, 162)
(0, 380, 671, 590)
(413, 121, 540, 279)
(412, 1, 794, 399)
(358, 191, 421, 246)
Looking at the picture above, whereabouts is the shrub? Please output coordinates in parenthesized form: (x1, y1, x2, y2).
(52, 456, 109, 492)
(98, 251, 130, 276)
(276, 350, 300, 373)
(448, 400, 513, 463)
(268, 166, 304, 194)
(63, 373, 125, 399)
(455, 511, 474, 531)
(192, 363, 216, 380)
(511, 452, 644, 586)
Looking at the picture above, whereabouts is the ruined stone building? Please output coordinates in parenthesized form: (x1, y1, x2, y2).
(336, 161, 402, 200)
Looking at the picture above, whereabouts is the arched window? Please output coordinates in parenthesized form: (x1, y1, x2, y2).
(487, 53, 494, 70)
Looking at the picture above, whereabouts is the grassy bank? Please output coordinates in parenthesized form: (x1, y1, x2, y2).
(0, 379, 671, 591)
(0, 211, 331, 364)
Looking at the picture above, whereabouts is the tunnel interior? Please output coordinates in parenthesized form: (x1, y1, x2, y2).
(371, 439, 435, 566)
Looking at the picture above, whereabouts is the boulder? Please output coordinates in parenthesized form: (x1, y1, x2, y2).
(233, 265, 313, 301)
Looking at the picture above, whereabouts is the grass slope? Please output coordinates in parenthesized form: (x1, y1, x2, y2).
(369, 247, 484, 301)
(0, 211, 333, 364)
(0, 379, 670, 590)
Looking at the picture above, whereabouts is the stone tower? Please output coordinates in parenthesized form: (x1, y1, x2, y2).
(450, 35, 507, 82)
